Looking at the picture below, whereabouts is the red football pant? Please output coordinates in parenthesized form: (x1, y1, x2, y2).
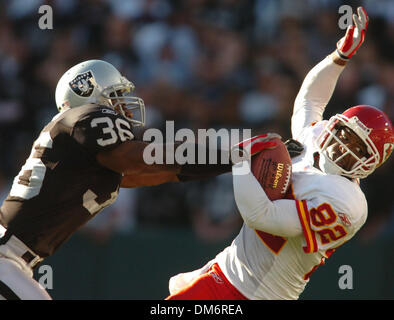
(166, 263, 248, 300)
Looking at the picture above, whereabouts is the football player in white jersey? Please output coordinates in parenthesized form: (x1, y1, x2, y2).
(166, 7, 394, 300)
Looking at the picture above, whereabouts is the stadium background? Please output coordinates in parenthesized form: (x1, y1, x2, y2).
(0, 0, 393, 299)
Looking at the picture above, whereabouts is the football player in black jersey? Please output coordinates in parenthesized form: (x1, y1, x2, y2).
(0, 60, 241, 299)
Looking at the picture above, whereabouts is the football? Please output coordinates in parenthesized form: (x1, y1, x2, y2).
(251, 138, 292, 200)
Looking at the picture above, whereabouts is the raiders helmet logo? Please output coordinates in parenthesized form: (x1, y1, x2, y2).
(69, 71, 95, 97)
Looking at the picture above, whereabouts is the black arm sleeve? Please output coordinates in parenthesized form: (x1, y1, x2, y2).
(175, 143, 232, 181)
(284, 138, 304, 158)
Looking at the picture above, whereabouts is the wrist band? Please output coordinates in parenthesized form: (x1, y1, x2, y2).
(336, 49, 350, 61)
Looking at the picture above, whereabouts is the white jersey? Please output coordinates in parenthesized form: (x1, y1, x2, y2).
(213, 56, 368, 300)
(215, 121, 367, 299)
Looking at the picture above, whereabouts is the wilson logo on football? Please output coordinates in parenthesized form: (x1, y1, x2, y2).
(69, 70, 95, 97)
(272, 162, 284, 190)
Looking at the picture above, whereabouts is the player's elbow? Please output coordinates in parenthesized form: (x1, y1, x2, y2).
(239, 206, 275, 231)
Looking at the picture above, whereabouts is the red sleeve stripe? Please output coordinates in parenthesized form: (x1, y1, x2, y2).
(296, 200, 318, 253)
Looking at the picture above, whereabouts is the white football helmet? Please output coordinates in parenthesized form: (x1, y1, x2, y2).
(55, 60, 145, 126)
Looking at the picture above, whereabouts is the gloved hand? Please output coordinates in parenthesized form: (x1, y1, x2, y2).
(230, 133, 281, 164)
(284, 138, 304, 158)
(336, 7, 369, 60)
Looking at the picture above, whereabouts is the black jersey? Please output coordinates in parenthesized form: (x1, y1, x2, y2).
(0, 104, 134, 257)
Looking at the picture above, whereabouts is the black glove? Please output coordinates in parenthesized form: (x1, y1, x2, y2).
(284, 139, 304, 158)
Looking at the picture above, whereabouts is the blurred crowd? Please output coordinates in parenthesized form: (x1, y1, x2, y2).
(0, 0, 393, 244)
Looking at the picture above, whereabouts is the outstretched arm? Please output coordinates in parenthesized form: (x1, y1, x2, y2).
(291, 7, 368, 140)
(96, 140, 233, 188)
(98, 133, 280, 188)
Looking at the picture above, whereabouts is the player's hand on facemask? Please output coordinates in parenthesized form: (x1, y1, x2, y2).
(336, 6, 369, 60)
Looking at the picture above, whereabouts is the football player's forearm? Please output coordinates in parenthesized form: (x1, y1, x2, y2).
(97, 140, 181, 175)
(121, 171, 179, 188)
(232, 161, 303, 237)
(295, 54, 345, 109)
(142, 141, 232, 180)
(175, 142, 232, 181)
(291, 54, 346, 138)
(97, 140, 231, 179)
(330, 50, 348, 66)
